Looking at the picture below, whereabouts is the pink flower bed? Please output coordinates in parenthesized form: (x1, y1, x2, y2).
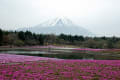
(73, 48, 105, 52)
(0, 54, 60, 64)
(0, 54, 120, 80)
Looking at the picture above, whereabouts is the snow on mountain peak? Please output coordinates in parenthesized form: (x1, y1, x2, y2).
(39, 17, 74, 27)
(17, 17, 94, 36)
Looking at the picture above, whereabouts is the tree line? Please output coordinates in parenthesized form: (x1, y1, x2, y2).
(0, 29, 120, 49)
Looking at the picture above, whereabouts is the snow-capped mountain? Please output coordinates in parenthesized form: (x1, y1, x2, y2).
(18, 18, 94, 36)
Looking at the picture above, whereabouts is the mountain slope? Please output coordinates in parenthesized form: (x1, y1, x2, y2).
(18, 18, 94, 36)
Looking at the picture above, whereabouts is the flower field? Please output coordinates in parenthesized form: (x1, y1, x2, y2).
(0, 54, 120, 80)
(0, 54, 60, 64)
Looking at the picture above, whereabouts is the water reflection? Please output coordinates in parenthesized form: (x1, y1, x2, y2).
(0, 51, 46, 54)
(0, 50, 120, 60)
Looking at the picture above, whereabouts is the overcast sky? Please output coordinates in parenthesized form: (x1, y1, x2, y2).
(0, 0, 120, 36)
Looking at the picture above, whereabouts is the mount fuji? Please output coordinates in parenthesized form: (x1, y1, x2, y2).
(18, 18, 94, 36)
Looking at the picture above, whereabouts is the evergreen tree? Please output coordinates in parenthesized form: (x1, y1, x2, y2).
(38, 34, 44, 45)
(18, 31, 25, 41)
(0, 29, 3, 46)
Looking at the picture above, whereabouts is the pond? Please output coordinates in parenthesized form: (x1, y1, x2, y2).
(0, 50, 120, 60)
(0, 49, 120, 60)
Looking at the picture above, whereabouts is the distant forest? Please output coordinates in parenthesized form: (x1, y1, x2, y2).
(0, 29, 120, 49)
